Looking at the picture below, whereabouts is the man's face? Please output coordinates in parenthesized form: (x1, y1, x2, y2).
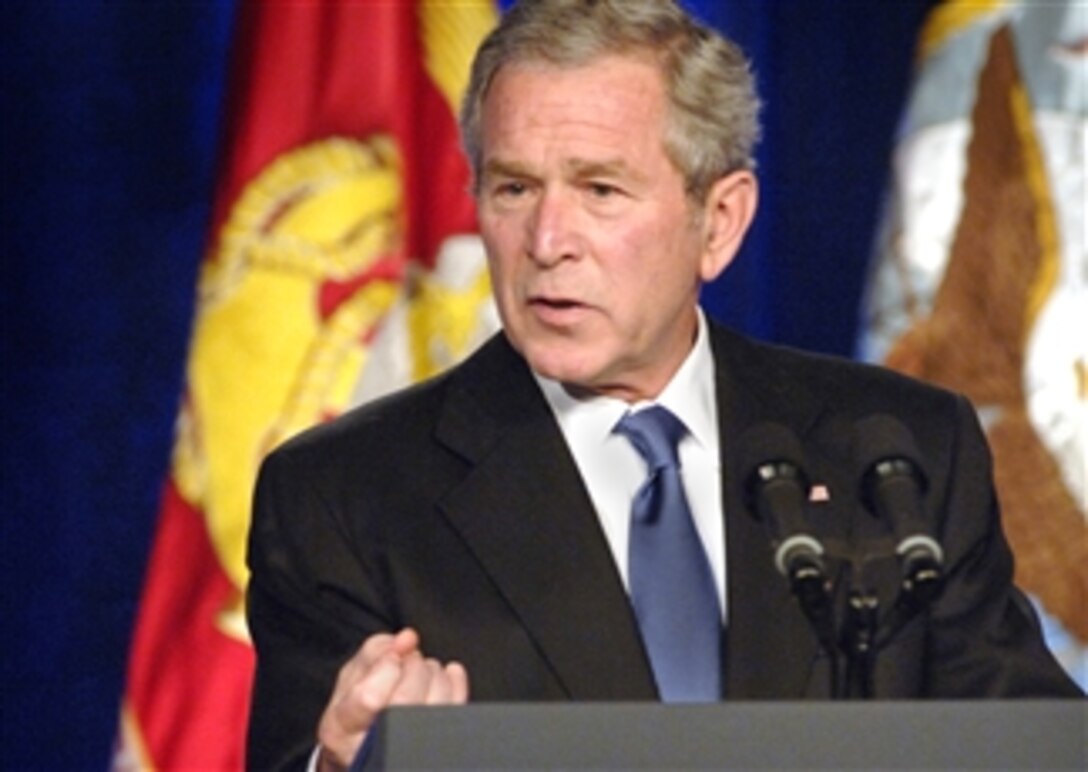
(477, 54, 720, 402)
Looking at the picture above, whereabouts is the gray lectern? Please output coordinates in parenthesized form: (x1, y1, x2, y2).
(358, 700, 1085, 770)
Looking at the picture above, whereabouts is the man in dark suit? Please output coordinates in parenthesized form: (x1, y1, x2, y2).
(246, 1, 1081, 769)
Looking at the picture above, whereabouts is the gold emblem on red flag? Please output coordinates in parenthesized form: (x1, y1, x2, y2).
(174, 136, 406, 639)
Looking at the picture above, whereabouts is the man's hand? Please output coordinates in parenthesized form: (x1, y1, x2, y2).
(316, 628, 469, 771)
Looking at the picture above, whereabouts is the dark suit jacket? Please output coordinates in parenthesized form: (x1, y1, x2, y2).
(246, 321, 1080, 769)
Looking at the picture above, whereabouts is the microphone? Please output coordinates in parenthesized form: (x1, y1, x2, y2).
(739, 423, 839, 692)
(855, 414, 943, 602)
(738, 423, 827, 594)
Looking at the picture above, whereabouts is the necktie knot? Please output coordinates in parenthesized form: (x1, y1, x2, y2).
(614, 405, 686, 472)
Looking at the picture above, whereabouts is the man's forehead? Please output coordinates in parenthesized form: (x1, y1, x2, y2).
(475, 52, 678, 181)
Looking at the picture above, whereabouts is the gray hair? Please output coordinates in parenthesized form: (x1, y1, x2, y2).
(460, 0, 761, 200)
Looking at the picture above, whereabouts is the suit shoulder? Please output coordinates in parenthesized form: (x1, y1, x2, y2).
(263, 332, 515, 471)
(712, 322, 965, 417)
(270, 371, 449, 464)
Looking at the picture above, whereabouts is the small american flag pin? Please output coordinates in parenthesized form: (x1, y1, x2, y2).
(809, 484, 830, 502)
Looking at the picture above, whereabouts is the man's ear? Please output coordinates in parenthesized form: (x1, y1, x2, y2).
(698, 170, 758, 282)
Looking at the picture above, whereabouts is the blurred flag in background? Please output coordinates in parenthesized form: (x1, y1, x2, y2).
(115, 2, 499, 767)
(859, 0, 1086, 685)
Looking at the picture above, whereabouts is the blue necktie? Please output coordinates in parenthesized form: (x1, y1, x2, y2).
(615, 406, 722, 702)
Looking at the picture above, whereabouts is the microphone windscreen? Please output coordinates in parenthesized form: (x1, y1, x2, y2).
(736, 422, 808, 492)
(854, 414, 924, 470)
(739, 424, 809, 513)
(854, 413, 928, 503)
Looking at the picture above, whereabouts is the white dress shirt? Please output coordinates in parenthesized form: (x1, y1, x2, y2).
(535, 310, 728, 623)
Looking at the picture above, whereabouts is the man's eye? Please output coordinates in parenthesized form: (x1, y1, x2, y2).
(496, 181, 527, 197)
(588, 182, 619, 198)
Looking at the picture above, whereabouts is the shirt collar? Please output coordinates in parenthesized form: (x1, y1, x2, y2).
(535, 310, 719, 456)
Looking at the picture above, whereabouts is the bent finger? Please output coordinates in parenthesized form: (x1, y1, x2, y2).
(445, 661, 470, 703)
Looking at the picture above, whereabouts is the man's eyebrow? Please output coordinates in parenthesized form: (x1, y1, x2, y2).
(564, 158, 635, 179)
(481, 158, 534, 179)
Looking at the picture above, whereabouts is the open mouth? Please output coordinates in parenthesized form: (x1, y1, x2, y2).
(528, 295, 591, 324)
(533, 297, 583, 309)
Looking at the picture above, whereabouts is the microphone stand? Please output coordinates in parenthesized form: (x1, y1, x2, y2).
(842, 589, 878, 699)
(783, 557, 841, 698)
(830, 538, 944, 700)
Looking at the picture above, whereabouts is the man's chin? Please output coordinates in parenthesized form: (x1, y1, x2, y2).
(519, 346, 599, 391)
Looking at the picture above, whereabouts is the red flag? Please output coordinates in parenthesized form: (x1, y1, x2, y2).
(117, 2, 498, 767)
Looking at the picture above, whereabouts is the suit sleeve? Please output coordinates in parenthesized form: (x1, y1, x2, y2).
(245, 443, 395, 771)
(921, 395, 1081, 697)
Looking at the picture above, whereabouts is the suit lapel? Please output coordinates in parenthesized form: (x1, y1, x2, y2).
(434, 336, 657, 700)
(431, 325, 843, 701)
(711, 323, 834, 698)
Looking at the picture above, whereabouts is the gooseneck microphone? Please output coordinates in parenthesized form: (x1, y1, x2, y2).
(738, 423, 828, 595)
(855, 414, 944, 603)
(738, 422, 836, 680)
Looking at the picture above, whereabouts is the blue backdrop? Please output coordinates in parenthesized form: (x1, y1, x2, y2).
(2, 1, 933, 767)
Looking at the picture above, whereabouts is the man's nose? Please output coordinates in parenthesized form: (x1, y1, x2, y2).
(526, 189, 579, 266)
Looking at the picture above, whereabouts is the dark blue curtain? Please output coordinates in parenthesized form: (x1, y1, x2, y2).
(689, 0, 935, 352)
(2, 1, 932, 767)
(2, 3, 236, 767)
